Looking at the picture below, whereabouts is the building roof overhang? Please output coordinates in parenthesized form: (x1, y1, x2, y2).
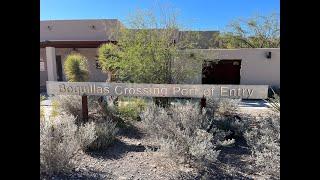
(40, 40, 117, 48)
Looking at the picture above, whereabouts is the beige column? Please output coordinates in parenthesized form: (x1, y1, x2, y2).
(46, 47, 57, 81)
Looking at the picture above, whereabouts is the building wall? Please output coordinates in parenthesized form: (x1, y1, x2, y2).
(180, 48, 280, 87)
(40, 19, 126, 41)
(240, 49, 280, 87)
(40, 20, 220, 49)
(40, 48, 48, 87)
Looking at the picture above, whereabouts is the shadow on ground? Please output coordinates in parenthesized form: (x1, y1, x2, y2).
(117, 122, 145, 140)
(88, 139, 146, 160)
(204, 140, 253, 180)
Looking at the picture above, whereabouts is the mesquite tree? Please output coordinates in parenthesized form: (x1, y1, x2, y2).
(218, 12, 280, 48)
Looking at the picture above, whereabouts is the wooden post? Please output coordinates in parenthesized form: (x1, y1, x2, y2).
(82, 95, 88, 123)
(200, 95, 206, 111)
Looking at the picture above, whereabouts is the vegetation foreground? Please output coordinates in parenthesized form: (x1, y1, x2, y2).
(40, 95, 280, 180)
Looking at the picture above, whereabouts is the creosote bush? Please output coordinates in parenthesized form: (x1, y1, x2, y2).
(244, 114, 280, 179)
(140, 102, 234, 166)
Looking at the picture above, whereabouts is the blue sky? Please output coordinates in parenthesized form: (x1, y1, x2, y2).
(40, 0, 279, 30)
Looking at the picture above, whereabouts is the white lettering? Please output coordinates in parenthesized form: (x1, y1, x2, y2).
(221, 87, 228, 96)
(59, 84, 66, 93)
(173, 87, 180, 95)
(161, 88, 167, 96)
(181, 89, 188, 96)
(115, 86, 123, 95)
(247, 89, 254, 98)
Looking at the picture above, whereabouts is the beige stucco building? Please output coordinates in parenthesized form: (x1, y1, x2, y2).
(40, 19, 279, 91)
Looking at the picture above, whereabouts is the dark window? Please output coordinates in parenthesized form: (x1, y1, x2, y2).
(56, 55, 63, 81)
(202, 59, 241, 85)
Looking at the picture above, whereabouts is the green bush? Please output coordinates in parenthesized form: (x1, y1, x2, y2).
(97, 43, 121, 78)
(64, 53, 90, 82)
(116, 98, 147, 121)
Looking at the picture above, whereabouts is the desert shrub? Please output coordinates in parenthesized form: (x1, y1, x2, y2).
(76, 121, 97, 151)
(140, 102, 230, 166)
(158, 129, 220, 165)
(88, 117, 119, 150)
(51, 94, 125, 127)
(50, 95, 103, 121)
(64, 53, 90, 82)
(40, 115, 80, 175)
(244, 114, 280, 179)
(40, 115, 98, 175)
(207, 98, 241, 117)
(213, 115, 250, 140)
(205, 98, 249, 140)
(116, 97, 147, 121)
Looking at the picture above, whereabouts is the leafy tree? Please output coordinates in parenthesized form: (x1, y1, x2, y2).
(98, 8, 205, 84)
(218, 12, 280, 48)
(64, 54, 90, 82)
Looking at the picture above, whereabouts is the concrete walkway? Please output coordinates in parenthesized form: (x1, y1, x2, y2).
(239, 100, 270, 109)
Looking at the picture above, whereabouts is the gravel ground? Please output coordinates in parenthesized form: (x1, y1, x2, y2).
(41, 126, 198, 180)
